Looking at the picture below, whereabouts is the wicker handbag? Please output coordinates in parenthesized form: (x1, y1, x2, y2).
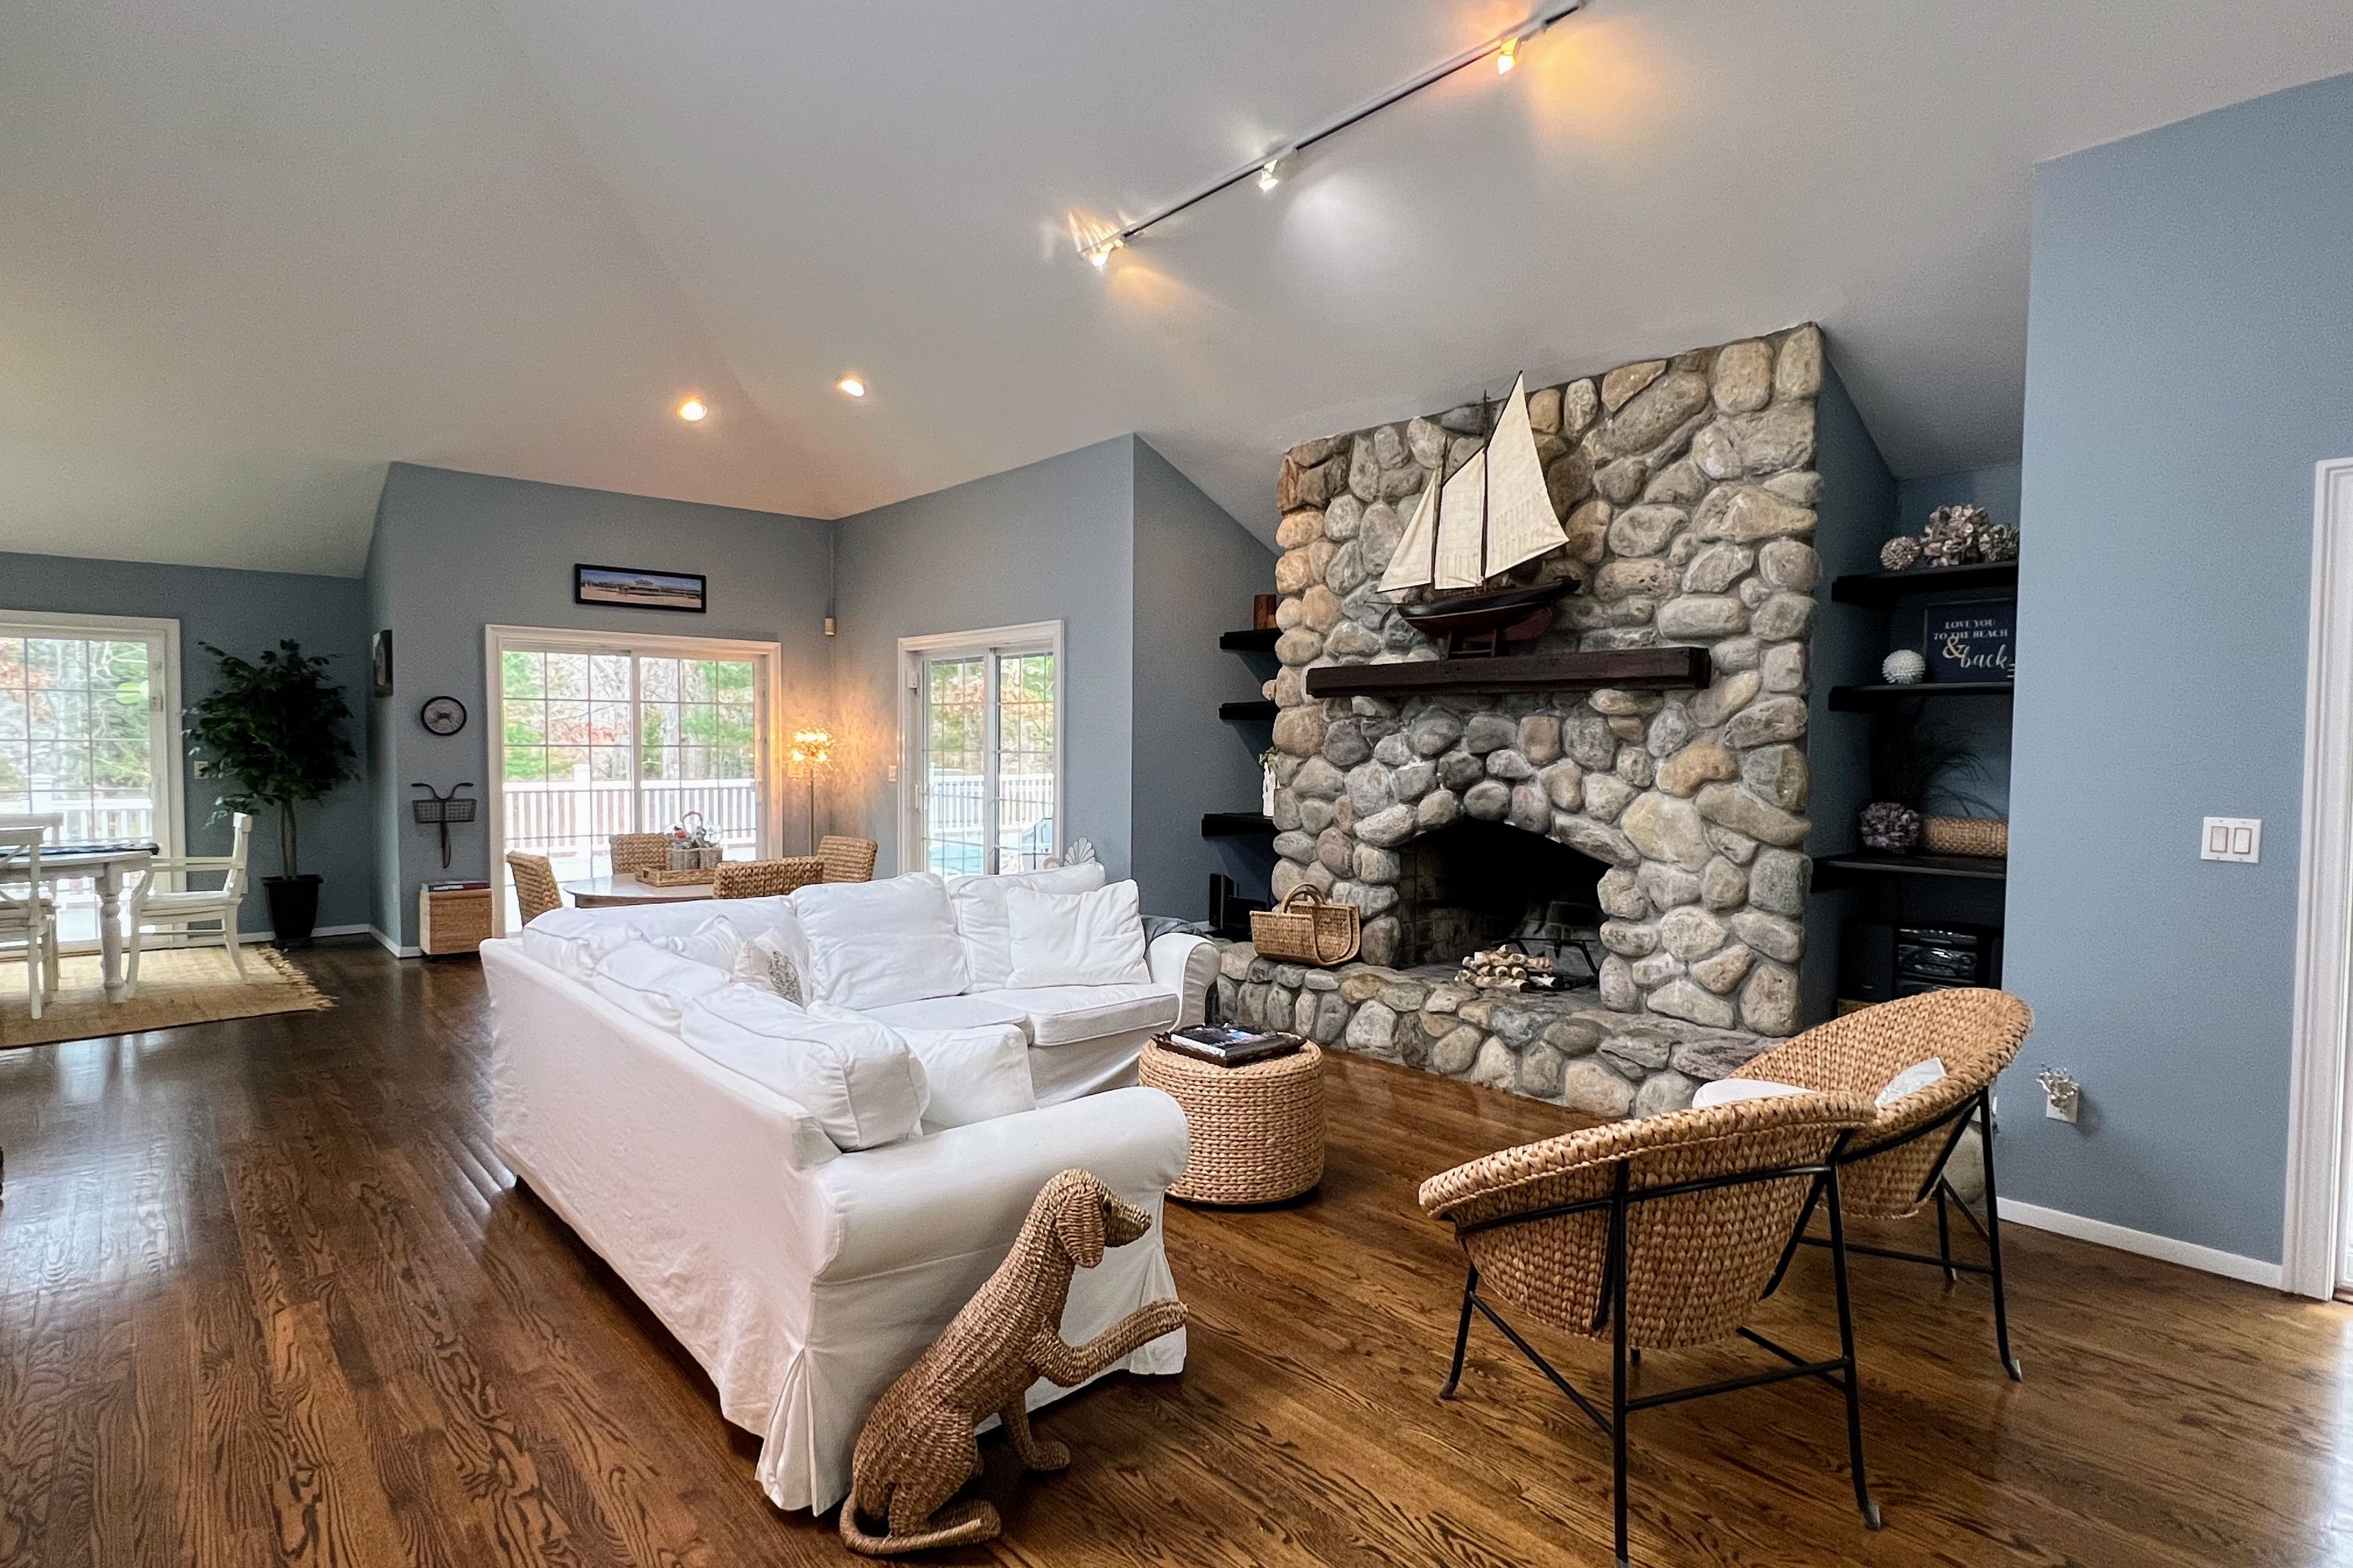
(1921, 815, 2008, 857)
(1251, 887, 1361, 966)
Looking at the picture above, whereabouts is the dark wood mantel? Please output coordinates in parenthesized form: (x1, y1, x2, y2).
(1303, 646, 1711, 699)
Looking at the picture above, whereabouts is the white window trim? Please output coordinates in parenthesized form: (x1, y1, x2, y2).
(0, 605, 186, 882)
(898, 620, 1065, 877)
(483, 624, 786, 934)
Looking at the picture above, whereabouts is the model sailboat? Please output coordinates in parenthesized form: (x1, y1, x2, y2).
(1379, 373, 1574, 654)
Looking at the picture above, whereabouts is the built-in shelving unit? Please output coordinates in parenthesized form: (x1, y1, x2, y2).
(1814, 851, 2008, 890)
(1827, 681, 2016, 711)
(1202, 812, 1276, 836)
(1219, 699, 1278, 721)
(1829, 559, 2018, 607)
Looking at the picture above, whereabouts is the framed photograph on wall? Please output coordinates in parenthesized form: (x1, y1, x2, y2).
(574, 563, 707, 613)
(371, 629, 394, 696)
(1924, 600, 2016, 682)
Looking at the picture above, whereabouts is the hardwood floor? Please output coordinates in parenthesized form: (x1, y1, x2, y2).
(0, 941, 2344, 1566)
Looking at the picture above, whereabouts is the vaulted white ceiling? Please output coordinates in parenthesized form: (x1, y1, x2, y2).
(3, 0, 2349, 575)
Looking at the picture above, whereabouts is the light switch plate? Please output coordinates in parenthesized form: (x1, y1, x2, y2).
(2201, 816, 2261, 863)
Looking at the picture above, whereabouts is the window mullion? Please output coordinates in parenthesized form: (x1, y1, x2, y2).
(983, 649, 1003, 876)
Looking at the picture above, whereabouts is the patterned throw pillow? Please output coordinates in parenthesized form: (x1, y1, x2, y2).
(733, 930, 805, 1006)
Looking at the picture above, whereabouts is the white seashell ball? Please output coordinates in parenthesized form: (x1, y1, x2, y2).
(1882, 649, 1928, 685)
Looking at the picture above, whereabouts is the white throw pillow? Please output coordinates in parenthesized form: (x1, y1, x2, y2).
(681, 985, 929, 1150)
(590, 940, 734, 1029)
(1003, 880, 1151, 988)
(733, 930, 807, 1005)
(1690, 1077, 1817, 1110)
(894, 1023, 1036, 1132)
(792, 873, 970, 1009)
(653, 915, 743, 974)
(518, 907, 642, 980)
(1876, 1057, 1948, 1109)
(948, 862, 1109, 990)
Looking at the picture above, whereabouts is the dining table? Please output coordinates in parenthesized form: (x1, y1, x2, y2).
(0, 840, 158, 1002)
(562, 872, 719, 910)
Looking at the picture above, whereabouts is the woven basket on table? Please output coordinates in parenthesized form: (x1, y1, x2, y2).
(1250, 887, 1360, 966)
(1140, 1040, 1325, 1205)
(714, 857, 825, 899)
(1921, 815, 2008, 857)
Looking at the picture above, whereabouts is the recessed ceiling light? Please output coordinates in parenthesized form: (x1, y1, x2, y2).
(1495, 36, 1519, 74)
(677, 397, 709, 422)
(837, 376, 867, 398)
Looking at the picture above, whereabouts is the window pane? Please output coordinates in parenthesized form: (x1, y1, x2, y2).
(998, 652, 1055, 871)
(923, 656, 986, 874)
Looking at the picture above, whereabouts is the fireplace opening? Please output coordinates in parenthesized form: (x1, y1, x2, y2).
(1393, 820, 1608, 978)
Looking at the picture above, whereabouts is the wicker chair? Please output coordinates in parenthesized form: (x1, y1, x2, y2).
(505, 851, 563, 924)
(713, 856, 825, 900)
(1729, 986, 2034, 1379)
(610, 833, 672, 878)
(818, 834, 878, 883)
(1422, 1090, 1882, 1568)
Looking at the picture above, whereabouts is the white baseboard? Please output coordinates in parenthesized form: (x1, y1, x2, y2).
(370, 926, 422, 959)
(1998, 1197, 2283, 1290)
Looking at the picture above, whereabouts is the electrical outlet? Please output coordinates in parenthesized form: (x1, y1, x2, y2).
(2035, 1066, 2081, 1124)
(886, 763, 898, 783)
(191, 758, 211, 779)
(2045, 1095, 2076, 1123)
(2200, 816, 2261, 863)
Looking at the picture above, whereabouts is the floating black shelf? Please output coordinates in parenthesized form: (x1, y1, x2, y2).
(1830, 559, 2019, 607)
(1814, 851, 2008, 890)
(1219, 700, 1278, 722)
(1202, 812, 1276, 837)
(1218, 628, 1281, 652)
(1827, 681, 2016, 712)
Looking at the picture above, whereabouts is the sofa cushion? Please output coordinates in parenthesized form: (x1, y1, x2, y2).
(1004, 880, 1149, 988)
(974, 983, 1180, 1048)
(590, 940, 735, 1029)
(792, 873, 970, 1010)
(519, 906, 642, 980)
(861, 993, 1035, 1034)
(680, 985, 929, 1150)
(895, 1024, 1036, 1133)
(948, 862, 1108, 990)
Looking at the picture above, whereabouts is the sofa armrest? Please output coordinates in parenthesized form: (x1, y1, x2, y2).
(810, 1086, 1188, 1281)
(1147, 931, 1215, 1028)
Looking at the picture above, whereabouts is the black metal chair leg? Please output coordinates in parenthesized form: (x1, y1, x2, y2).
(1609, 1171, 1632, 1568)
(1935, 1184, 1956, 1283)
(1823, 1165, 1882, 1531)
(1975, 1090, 2024, 1381)
(1440, 1267, 1478, 1399)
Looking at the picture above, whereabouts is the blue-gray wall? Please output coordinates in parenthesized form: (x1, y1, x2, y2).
(830, 438, 1140, 883)
(1896, 462, 2022, 535)
(365, 464, 833, 947)
(1130, 440, 1279, 920)
(1, 549, 373, 934)
(2005, 71, 2353, 1263)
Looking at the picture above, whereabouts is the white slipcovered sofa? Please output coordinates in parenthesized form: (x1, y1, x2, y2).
(479, 864, 1212, 1513)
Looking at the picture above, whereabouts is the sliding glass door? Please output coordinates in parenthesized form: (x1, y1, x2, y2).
(490, 628, 775, 926)
(0, 611, 181, 947)
(902, 624, 1060, 876)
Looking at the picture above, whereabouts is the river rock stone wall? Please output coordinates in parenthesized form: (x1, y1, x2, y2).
(1261, 327, 1825, 1042)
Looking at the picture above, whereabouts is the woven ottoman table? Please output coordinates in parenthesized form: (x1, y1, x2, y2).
(1140, 1040, 1325, 1205)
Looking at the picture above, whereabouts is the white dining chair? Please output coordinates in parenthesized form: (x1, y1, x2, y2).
(125, 812, 254, 994)
(0, 815, 64, 1020)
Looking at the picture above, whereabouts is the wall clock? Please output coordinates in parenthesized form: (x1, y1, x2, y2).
(420, 695, 468, 736)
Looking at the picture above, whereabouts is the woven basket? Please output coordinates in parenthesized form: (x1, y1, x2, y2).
(634, 864, 719, 887)
(1921, 815, 2008, 857)
(1251, 887, 1360, 966)
(1142, 1040, 1325, 1205)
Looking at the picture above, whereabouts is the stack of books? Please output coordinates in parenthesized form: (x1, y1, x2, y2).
(1156, 1024, 1302, 1068)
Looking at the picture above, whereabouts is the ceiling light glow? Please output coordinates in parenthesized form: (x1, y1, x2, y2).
(677, 397, 708, 422)
(837, 376, 867, 398)
(1257, 156, 1285, 192)
(1496, 36, 1519, 74)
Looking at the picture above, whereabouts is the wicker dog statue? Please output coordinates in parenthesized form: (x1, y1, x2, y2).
(838, 1169, 1187, 1555)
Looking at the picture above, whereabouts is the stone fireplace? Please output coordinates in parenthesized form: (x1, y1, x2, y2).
(1213, 327, 1827, 1118)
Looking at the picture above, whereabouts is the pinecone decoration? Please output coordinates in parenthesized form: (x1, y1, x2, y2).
(1858, 801, 1923, 854)
(1920, 504, 1989, 567)
(1978, 522, 2021, 562)
(1879, 535, 1923, 571)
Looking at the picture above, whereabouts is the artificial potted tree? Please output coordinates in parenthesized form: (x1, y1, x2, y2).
(187, 640, 359, 945)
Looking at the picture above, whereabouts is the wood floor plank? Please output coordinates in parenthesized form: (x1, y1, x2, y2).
(2, 939, 2349, 1567)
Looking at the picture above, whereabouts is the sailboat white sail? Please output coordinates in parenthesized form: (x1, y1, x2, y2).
(1378, 374, 1570, 595)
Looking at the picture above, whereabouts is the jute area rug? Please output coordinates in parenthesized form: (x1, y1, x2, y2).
(0, 945, 332, 1050)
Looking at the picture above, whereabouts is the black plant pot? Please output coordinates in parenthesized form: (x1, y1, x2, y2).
(265, 874, 322, 947)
